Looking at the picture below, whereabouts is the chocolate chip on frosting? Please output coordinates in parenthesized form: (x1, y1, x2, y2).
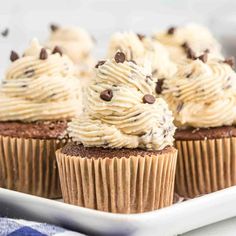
(186, 48, 196, 60)
(100, 89, 113, 101)
(143, 94, 155, 104)
(181, 42, 190, 49)
(24, 69, 35, 78)
(156, 78, 165, 94)
(1, 28, 9, 37)
(39, 48, 48, 60)
(223, 57, 235, 68)
(167, 26, 176, 35)
(198, 53, 208, 63)
(177, 102, 184, 113)
(10, 51, 19, 62)
(137, 33, 145, 40)
(52, 46, 63, 56)
(95, 60, 106, 68)
(114, 52, 126, 63)
(50, 24, 59, 32)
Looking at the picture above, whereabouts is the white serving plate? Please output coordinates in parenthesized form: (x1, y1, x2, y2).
(1, 187, 236, 236)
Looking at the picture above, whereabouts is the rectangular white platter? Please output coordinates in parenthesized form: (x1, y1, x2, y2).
(1, 187, 236, 236)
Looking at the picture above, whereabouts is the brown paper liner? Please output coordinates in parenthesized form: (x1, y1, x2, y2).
(0, 135, 64, 198)
(175, 137, 236, 198)
(56, 147, 177, 213)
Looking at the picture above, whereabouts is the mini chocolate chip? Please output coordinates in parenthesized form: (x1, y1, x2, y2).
(50, 24, 59, 32)
(137, 33, 145, 40)
(198, 53, 208, 63)
(186, 48, 196, 60)
(181, 42, 189, 49)
(167, 26, 176, 35)
(24, 69, 35, 77)
(49, 93, 56, 98)
(39, 48, 48, 60)
(100, 89, 113, 101)
(204, 49, 210, 53)
(177, 102, 184, 113)
(156, 78, 165, 94)
(52, 46, 63, 56)
(223, 57, 235, 68)
(114, 52, 126, 63)
(152, 69, 158, 75)
(95, 60, 106, 68)
(21, 84, 27, 88)
(10, 51, 19, 62)
(143, 94, 155, 104)
(128, 60, 137, 65)
(186, 72, 192, 78)
(1, 28, 9, 37)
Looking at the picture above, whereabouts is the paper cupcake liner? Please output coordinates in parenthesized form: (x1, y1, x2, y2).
(56, 148, 177, 213)
(0, 135, 64, 198)
(175, 137, 236, 198)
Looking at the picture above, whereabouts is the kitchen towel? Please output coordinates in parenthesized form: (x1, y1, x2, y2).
(0, 217, 84, 236)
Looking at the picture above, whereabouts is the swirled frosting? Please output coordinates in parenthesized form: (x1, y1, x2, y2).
(68, 57, 176, 150)
(153, 23, 223, 63)
(108, 32, 177, 78)
(46, 26, 94, 70)
(0, 39, 81, 122)
(162, 58, 236, 128)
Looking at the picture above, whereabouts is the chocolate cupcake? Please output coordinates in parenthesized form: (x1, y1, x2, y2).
(162, 56, 236, 198)
(56, 53, 177, 213)
(0, 39, 81, 198)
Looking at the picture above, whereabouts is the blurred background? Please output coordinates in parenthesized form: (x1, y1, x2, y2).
(0, 0, 236, 74)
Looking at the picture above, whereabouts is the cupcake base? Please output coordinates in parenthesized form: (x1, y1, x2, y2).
(175, 126, 236, 198)
(0, 121, 67, 198)
(56, 143, 177, 213)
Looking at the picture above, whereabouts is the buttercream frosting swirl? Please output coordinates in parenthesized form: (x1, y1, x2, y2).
(0, 39, 81, 122)
(162, 58, 236, 128)
(153, 23, 223, 63)
(46, 26, 94, 64)
(68, 58, 176, 150)
(108, 32, 177, 78)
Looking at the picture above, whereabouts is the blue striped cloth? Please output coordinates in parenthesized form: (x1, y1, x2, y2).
(0, 217, 84, 236)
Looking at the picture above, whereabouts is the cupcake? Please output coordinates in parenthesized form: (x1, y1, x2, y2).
(108, 32, 177, 78)
(46, 24, 95, 84)
(56, 52, 177, 213)
(153, 23, 223, 64)
(161, 51, 236, 198)
(0, 39, 81, 198)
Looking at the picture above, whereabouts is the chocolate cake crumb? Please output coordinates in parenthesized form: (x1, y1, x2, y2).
(175, 126, 236, 141)
(61, 142, 174, 158)
(0, 121, 68, 139)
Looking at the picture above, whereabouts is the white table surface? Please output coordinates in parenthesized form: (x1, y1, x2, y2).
(183, 217, 236, 236)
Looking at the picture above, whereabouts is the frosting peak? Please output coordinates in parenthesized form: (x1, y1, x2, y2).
(68, 56, 176, 150)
